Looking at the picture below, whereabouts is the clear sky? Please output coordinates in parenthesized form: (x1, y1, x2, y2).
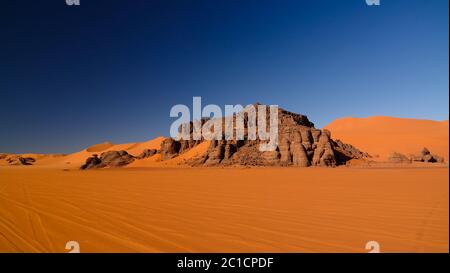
(0, 0, 448, 153)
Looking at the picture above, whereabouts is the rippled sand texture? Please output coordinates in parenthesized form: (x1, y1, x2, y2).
(0, 166, 447, 253)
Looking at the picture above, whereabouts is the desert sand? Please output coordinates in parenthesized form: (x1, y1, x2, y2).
(0, 116, 448, 253)
(325, 116, 449, 161)
(0, 166, 448, 253)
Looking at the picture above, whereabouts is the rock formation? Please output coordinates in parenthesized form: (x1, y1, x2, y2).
(388, 148, 444, 163)
(411, 147, 444, 163)
(137, 149, 159, 159)
(4, 155, 36, 165)
(81, 150, 135, 169)
(81, 154, 102, 169)
(160, 105, 370, 167)
(160, 138, 181, 160)
(78, 104, 372, 169)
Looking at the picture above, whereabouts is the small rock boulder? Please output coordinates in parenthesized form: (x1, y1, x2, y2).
(99, 150, 135, 167)
(5, 155, 36, 165)
(137, 149, 158, 159)
(81, 151, 135, 169)
(81, 154, 102, 169)
(410, 147, 443, 163)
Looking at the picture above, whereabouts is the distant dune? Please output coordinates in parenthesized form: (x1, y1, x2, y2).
(325, 116, 449, 161)
(21, 136, 166, 169)
(86, 141, 114, 152)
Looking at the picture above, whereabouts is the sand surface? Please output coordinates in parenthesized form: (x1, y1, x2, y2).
(325, 116, 449, 161)
(0, 166, 447, 253)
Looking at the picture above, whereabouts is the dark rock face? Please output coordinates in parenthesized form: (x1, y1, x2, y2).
(161, 105, 370, 167)
(81, 154, 102, 169)
(137, 149, 159, 159)
(4, 155, 36, 165)
(100, 151, 135, 167)
(81, 150, 135, 169)
(411, 147, 443, 163)
(160, 138, 181, 160)
(332, 139, 370, 163)
(388, 148, 444, 164)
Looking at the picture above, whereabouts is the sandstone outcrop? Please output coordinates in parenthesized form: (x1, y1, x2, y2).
(160, 138, 181, 160)
(137, 149, 159, 159)
(81, 154, 102, 169)
(161, 104, 370, 167)
(411, 147, 444, 163)
(4, 155, 36, 165)
(388, 148, 444, 163)
(81, 150, 135, 169)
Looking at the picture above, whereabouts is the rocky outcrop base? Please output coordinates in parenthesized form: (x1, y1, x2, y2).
(81, 151, 135, 169)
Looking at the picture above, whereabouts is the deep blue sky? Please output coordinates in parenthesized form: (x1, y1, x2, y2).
(0, 0, 448, 153)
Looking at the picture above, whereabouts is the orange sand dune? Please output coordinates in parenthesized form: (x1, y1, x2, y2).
(27, 137, 165, 169)
(127, 141, 210, 168)
(86, 141, 114, 152)
(0, 166, 447, 253)
(125, 137, 165, 156)
(325, 116, 449, 161)
(19, 136, 205, 169)
(0, 136, 207, 169)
